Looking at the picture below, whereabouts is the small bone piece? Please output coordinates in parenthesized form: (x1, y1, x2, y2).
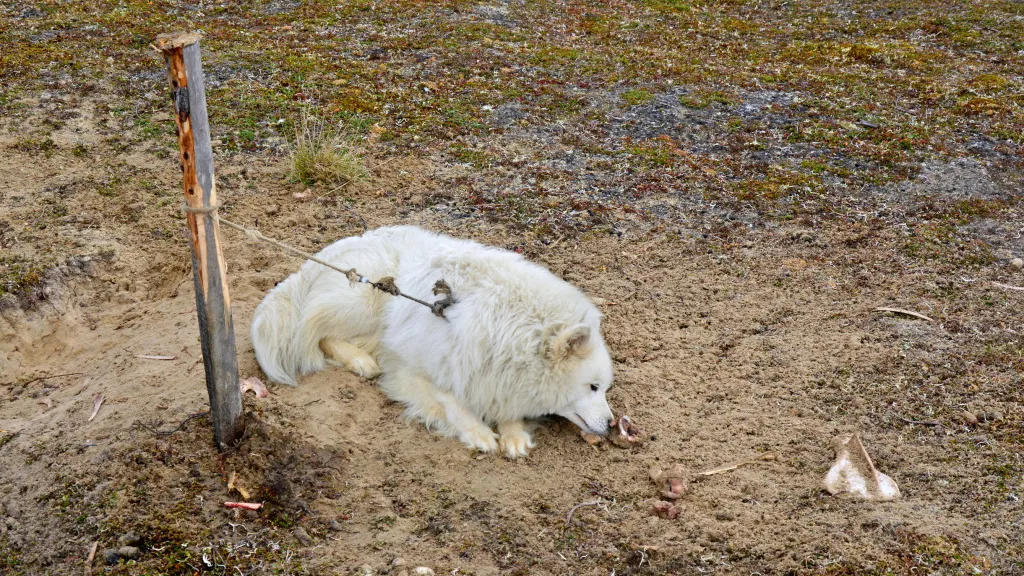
(651, 501, 680, 519)
(608, 415, 643, 447)
(240, 376, 269, 398)
(649, 464, 689, 499)
(579, 415, 643, 448)
(823, 433, 900, 501)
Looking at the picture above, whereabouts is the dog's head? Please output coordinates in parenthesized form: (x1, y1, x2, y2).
(546, 320, 615, 437)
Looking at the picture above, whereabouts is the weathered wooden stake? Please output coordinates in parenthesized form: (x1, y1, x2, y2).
(153, 32, 244, 450)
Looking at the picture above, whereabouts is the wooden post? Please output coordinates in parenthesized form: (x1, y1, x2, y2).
(153, 32, 244, 450)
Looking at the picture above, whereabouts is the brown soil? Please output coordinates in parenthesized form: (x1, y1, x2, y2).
(2, 3, 1023, 572)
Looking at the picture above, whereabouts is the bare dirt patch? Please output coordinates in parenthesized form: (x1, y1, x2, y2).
(2, 0, 1022, 574)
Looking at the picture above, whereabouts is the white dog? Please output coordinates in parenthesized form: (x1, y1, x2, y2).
(250, 225, 615, 458)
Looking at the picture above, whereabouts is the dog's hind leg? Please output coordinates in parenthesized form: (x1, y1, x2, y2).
(319, 337, 381, 379)
(497, 420, 535, 459)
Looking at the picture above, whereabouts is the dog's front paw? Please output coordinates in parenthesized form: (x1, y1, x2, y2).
(499, 429, 535, 459)
(498, 420, 535, 459)
(459, 425, 499, 454)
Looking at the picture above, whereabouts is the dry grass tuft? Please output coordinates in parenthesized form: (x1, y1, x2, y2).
(288, 110, 368, 187)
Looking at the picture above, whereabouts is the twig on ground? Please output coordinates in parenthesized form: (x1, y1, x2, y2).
(992, 281, 1024, 292)
(565, 499, 605, 526)
(872, 307, 933, 322)
(697, 451, 777, 477)
(88, 395, 104, 422)
(5, 372, 83, 387)
(85, 541, 98, 574)
(224, 501, 263, 511)
(136, 411, 211, 437)
(899, 416, 941, 426)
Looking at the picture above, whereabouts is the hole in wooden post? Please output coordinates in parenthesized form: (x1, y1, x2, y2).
(188, 187, 195, 195)
(184, 151, 190, 160)
(172, 79, 179, 88)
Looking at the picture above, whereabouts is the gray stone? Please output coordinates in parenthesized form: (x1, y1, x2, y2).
(293, 526, 312, 546)
(103, 549, 120, 565)
(117, 532, 141, 547)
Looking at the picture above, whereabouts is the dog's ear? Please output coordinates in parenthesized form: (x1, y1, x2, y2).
(547, 324, 592, 362)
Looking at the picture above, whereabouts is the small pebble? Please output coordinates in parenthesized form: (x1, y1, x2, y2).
(392, 557, 408, 569)
(103, 549, 120, 565)
(329, 520, 344, 532)
(293, 526, 312, 546)
(412, 568, 435, 576)
(961, 410, 978, 426)
(706, 530, 727, 543)
(117, 546, 140, 561)
(1010, 258, 1023, 269)
(118, 532, 141, 547)
(979, 411, 1002, 423)
(651, 501, 680, 519)
(358, 565, 374, 576)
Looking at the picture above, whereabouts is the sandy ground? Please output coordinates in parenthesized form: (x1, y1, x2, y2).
(1, 1, 1023, 573)
(2, 93, 1022, 574)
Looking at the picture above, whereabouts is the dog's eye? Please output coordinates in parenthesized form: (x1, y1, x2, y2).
(590, 383, 599, 392)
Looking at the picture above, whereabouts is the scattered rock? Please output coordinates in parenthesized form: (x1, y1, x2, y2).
(823, 433, 900, 501)
(358, 564, 375, 576)
(706, 530, 727, 543)
(781, 257, 808, 271)
(1011, 258, 1023, 269)
(117, 532, 141, 547)
(412, 568, 435, 576)
(117, 546, 140, 561)
(103, 549, 120, 565)
(979, 411, 1002, 423)
(960, 410, 979, 426)
(651, 501, 680, 519)
(392, 557, 408, 569)
(265, 204, 280, 216)
(329, 519, 344, 532)
(294, 526, 312, 546)
(650, 464, 689, 499)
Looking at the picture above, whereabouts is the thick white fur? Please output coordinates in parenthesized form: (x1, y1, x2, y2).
(250, 226, 615, 458)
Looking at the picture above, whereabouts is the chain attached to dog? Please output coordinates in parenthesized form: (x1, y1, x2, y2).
(182, 203, 454, 318)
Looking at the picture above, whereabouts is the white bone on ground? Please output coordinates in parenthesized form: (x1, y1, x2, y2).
(823, 433, 900, 501)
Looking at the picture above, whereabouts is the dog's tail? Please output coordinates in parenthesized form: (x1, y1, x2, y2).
(250, 276, 327, 386)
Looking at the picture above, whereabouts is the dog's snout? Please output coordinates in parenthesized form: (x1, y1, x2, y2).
(590, 418, 611, 436)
